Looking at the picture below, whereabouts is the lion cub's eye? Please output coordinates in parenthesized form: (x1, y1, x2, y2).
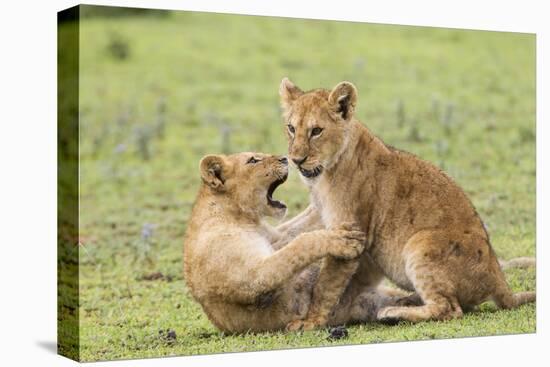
(247, 157, 260, 164)
(311, 127, 323, 137)
(287, 124, 295, 135)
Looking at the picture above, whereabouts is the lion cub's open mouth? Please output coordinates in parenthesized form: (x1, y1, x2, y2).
(267, 174, 288, 209)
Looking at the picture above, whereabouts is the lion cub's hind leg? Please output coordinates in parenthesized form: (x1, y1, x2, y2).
(378, 291, 463, 324)
(377, 233, 465, 324)
(347, 287, 423, 323)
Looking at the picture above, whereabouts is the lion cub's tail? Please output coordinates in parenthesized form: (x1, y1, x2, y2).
(498, 256, 536, 270)
(492, 257, 536, 309)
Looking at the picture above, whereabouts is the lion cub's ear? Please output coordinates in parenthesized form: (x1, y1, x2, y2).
(279, 77, 304, 109)
(199, 155, 228, 191)
(328, 81, 358, 121)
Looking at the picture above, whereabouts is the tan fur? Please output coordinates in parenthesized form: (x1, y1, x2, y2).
(183, 152, 417, 333)
(279, 78, 536, 328)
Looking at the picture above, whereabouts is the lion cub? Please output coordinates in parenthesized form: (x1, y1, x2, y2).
(279, 78, 535, 329)
(183, 152, 368, 333)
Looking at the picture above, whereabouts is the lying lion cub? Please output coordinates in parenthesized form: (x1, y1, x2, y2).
(279, 78, 536, 330)
(183, 152, 418, 333)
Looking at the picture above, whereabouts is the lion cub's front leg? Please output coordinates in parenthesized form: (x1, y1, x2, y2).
(272, 205, 324, 250)
(286, 223, 365, 331)
(235, 227, 365, 306)
(287, 257, 359, 331)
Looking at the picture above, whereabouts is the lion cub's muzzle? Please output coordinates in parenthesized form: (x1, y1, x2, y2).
(290, 155, 323, 179)
(298, 166, 323, 179)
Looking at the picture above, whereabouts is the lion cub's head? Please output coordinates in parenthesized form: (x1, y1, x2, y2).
(279, 77, 358, 182)
(199, 152, 289, 219)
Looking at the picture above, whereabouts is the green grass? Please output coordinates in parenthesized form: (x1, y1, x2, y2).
(69, 7, 535, 362)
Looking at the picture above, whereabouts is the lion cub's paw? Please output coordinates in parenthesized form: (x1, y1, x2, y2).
(286, 316, 325, 332)
(377, 306, 403, 325)
(326, 223, 366, 260)
(330, 222, 363, 233)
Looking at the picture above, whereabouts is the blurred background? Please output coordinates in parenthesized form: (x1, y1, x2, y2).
(62, 5, 535, 361)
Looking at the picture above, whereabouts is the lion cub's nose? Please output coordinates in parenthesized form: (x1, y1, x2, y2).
(279, 157, 288, 165)
(292, 156, 307, 166)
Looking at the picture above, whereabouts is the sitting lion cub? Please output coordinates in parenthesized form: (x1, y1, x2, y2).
(184, 152, 379, 333)
(279, 78, 536, 330)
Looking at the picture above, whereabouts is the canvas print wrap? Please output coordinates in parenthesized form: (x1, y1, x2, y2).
(57, 5, 536, 362)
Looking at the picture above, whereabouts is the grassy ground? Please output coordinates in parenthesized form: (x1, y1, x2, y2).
(70, 7, 535, 362)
